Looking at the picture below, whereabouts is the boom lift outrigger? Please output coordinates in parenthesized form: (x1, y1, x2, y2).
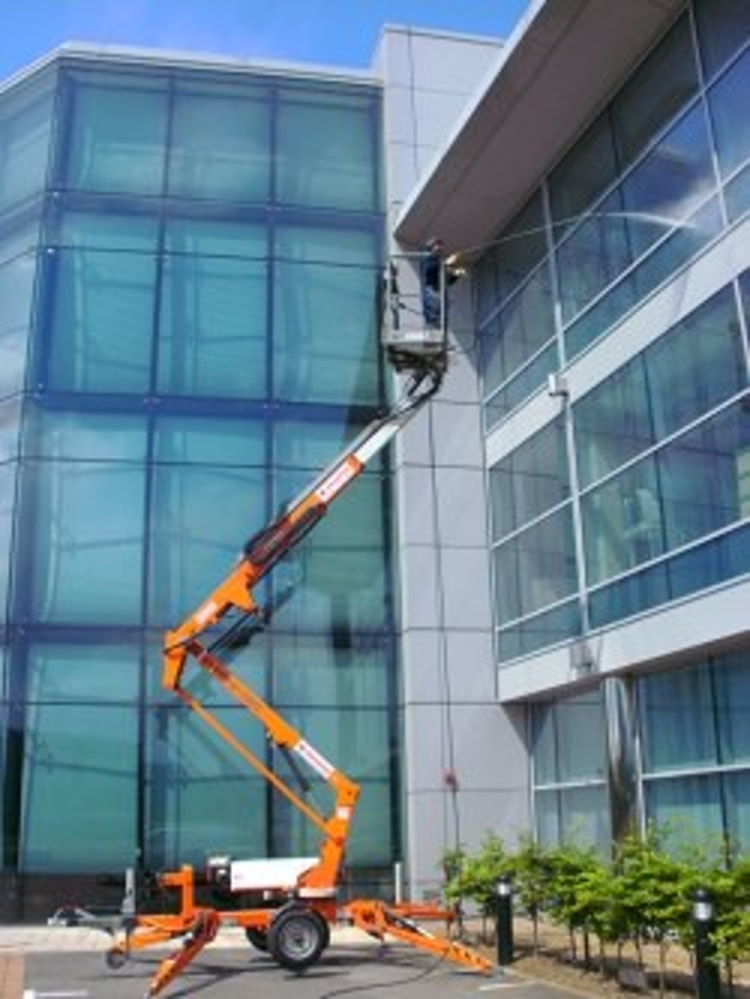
(54, 260, 492, 996)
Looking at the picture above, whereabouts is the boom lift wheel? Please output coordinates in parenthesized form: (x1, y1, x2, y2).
(105, 946, 128, 970)
(244, 926, 269, 951)
(267, 904, 329, 971)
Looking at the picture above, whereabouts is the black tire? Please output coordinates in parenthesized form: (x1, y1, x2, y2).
(267, 906, 328, 972)
(105, 948, 127, 970)
(244, 926, 269, 951)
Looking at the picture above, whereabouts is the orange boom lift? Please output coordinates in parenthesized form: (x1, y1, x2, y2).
(51, 256, 491, 995)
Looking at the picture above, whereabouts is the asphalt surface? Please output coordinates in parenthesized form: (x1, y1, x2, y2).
(0, 928, 585, 999)
(21, 946, 576, 999)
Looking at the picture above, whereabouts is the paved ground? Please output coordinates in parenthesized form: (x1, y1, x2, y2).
(0, 925, 578, 999)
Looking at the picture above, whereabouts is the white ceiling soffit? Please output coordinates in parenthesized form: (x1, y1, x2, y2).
(395, 0, 685, 255)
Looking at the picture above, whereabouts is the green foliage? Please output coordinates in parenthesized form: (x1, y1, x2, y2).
(439, 824, 750, 977)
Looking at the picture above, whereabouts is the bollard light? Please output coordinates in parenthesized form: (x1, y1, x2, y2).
(495, 875, 514, 967)
(692, 887, 720, 999)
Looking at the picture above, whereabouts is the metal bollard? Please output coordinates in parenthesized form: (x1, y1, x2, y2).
(692, 887, 721, 999)
(495, 875, 514, 966)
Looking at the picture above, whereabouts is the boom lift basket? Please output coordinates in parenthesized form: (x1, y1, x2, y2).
(381, 251, 448, 374)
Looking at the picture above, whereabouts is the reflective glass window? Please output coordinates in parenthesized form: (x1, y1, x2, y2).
(65, 77, 168, 194)
(159, 220, 268, 399)
(588, 561, 669, 627)
(481, 264, 554, 399)
(271, 633, 389, 708)
(144, 705, 268, 868)
(493, 504, 577, 624)
(44, 213, 159, 393)
(646, 287, 746, 439)
(708, 47, 750, 180)
(611, 15, 699, 169)
(154, 416, 265, 467)
(148, 463, 264, 627)
(484, 343, 557, 430)
(26, 643, 139, 703)
(497, 600, 581, 662)
(489, 418, 568, 541)
(582, 456, 662, 585)
(0, 462, 16, 623)
(660, 402, 750, 548)
(276, 91, 377, 211)
(620, 102, 714, 259)
(549, 111, 618, 233)
(493, 193, 547, 303)
(575, 357, 651, 489)
(271, 468, 388, 632)
(0, 248, 36, 400)
(725, 160, 750, 221)
(639, 663, 717, 772)
(533, 687, 606, 784)
(168, 84, 271, 202)
(20, 702, 138, 871)
(23, 410, 147, 461)
(0, 72, 54, 213)
(0, 397, 20, 463)
(693, 0, 750, 81)
(724, 772, 750, 849)
(714, 651, 750, 766)
(26, 460, 146, 624)
(643, 773, 723, 846)
(273, 226, 380, 405)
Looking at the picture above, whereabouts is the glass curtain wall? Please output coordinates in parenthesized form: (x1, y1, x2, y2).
(484, 0, 750, 666)
(1, 58, 390, 916)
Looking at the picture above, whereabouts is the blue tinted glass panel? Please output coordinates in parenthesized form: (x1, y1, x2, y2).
(271, 634, 389, 708)
(639, 663, 716, 772)
(44, 213, 159, 393)
(708, 48, 750, 180)
(725, 160, 750, 221)
(644, 773, 723, 847)
(549, 111, 618, 232)
(271, 470, 388, 631)
(0, 248, 36, 399)
(582, 457, 662, 584)
(26, 460, 146, 625)
(154, 416, 264, 467)
(610, 15, 699, 169)
(724, 771, 750, 849)
(482, 266, 554, 397)
(660, 403, 750, 550)
(144, 705, 267, 868)
(27, 643, 139, 703)
(0, 397, 20, 463)
(694, 0, 750, 80)
(159, 221, 268, 399)
(668, 524, 750, 599)
(148, 464, 265, 626)
(620, 102, 714, 259)
(484, 343, 557, 430)
(714, 651, 750, 766)
(0, 463, 16, 623)
(490, 418, 568, 540)
(647, 287, 745, 440)
(0, 71, 54, 212)
(20, 703, 138, 872)
(23, 410, 147, 461)
(497, 599, 581, 662)
(493, 504, 577, 623)
(65, 79, 168, 194)
(169, 87, 271, 202)
(588, 562, 669, 628)
(274, 253, 380, 406)
(276, 93, 377, 211)
(574, 357, 651, 489)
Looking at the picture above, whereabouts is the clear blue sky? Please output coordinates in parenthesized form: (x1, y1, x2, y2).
(1, 1, 530, 80)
